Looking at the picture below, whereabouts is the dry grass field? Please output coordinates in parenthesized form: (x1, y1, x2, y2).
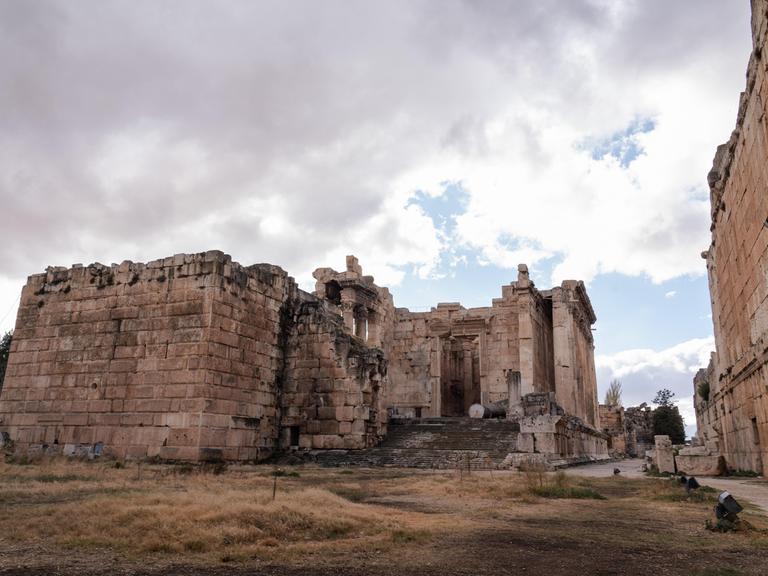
(1, 459, 767, 576)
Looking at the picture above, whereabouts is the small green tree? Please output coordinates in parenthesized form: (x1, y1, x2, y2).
(604, 379, 622, 406)
(0, 331, 11, 392)
(652, 388, 685, 443)
(653, 388, 675, 407)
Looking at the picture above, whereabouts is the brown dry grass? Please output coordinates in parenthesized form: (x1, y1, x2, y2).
(0, 459, 458, 565)
(2, 459, 768, 575)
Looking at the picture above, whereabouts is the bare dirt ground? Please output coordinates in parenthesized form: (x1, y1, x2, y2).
(2, 459, 768, 576)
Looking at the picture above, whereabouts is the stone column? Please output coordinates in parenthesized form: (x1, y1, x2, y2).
(552, 290, 577, 416)
(462, 341, 474, 414)
(355, 308, 368, 340)
(367, 311, 379, 347)
(516, 268, 535, 397)
(430, 336, 442, 417)
(507, 370, 523, 419)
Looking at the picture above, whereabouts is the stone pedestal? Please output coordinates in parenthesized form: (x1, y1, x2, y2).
(654, 435, 676, 474)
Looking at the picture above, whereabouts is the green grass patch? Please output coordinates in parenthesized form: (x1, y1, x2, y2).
(390, 529, 431, 544)
(655, 489, 718, 504)
(34, 473, 96, 483)
(183, 539, 208, 552)
(645, 469, 674, 478)
(2, 473, 96, 483)
(531, 486, 606, 500)
(729, 470, 760, 477)
(272, 469, 300, 478)
(327, 485, 369, 503)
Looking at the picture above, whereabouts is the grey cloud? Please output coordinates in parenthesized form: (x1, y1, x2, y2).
(0, 0, 753, 285)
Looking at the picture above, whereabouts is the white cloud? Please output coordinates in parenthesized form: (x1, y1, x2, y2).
(0, 0, 752, 320)
(665, 291, 677, 299)
(596, 337, 715, 435)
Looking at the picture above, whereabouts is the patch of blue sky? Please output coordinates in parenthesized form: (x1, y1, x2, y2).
(398, 183, 518, 310)
(580, 117, 656, 168)
(406, 183, 469, 234)
(588, 272, 712, 356)
(397, 175, 712, 365)
(391, 253, 518, 312)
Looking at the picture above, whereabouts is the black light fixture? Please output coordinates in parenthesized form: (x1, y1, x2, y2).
(715, 491, 743, 522)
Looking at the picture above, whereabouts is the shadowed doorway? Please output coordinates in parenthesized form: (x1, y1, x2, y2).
(440, 336, 480, 416)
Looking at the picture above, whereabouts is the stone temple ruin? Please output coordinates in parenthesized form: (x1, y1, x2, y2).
(688, 0, 768, 477)
(0, 252, 607, 466)
(598, 403, 654, 458)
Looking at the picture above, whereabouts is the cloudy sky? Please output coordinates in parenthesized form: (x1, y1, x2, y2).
(0, 1, 754, 435)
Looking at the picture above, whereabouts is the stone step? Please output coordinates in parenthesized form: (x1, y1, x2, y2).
(310, 447, 510, 469)
(380, 418, 520, 452)
(310, 417, 521, 469)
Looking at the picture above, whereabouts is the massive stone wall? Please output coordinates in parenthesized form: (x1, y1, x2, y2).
(281, 297, 387, 450)
(551, 282, 598, 428)
(0, 248, 605, 462)
(386, 310, 434, 416)
(0, 252, 386, 461)
(598, 404, 626, 455)
(0, 252, 291, 460)
(696, 0, 768, 475)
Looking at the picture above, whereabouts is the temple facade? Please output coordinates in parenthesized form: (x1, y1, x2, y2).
(0, 251, 606, 463)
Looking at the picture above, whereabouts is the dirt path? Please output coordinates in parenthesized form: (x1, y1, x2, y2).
(570, 458, 768, 514)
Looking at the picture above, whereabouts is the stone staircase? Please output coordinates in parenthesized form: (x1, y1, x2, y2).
(309, 417, 521, 469)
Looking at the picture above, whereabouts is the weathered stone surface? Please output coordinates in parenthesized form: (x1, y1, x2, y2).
(675, 453, 726, 477)
(387, 265, 600, 432)
(624, 403, 655, 457)
(695, 0, 768, 476)
(0, 253, 385, 461)
(0, 251, 607, 463)
(599, 404, 627, 455)
(653, 435, 676, 474)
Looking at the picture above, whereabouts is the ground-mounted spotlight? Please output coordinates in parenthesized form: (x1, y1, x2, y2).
(707, 490, 746, 532)
(715, 491, 743, 521)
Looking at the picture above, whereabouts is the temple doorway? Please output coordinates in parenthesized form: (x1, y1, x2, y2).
(440, 336, 481, 416)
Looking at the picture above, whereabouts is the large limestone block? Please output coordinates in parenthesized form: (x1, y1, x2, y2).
(501, 453, 553, 471)
(654, 435, 672, 449)
(675, 454, 725, 476)
(516, 432, 534, 453)
(520, 415, 559, 434)
(654, 436, 676, 473)
(678, 446, 709, 457)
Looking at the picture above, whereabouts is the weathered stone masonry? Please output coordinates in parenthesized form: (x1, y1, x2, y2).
(0, 251, 605, 462)
(0, 252, 386, 460)
(387, 266, 600, 432)
(695, 0, 768, 475)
